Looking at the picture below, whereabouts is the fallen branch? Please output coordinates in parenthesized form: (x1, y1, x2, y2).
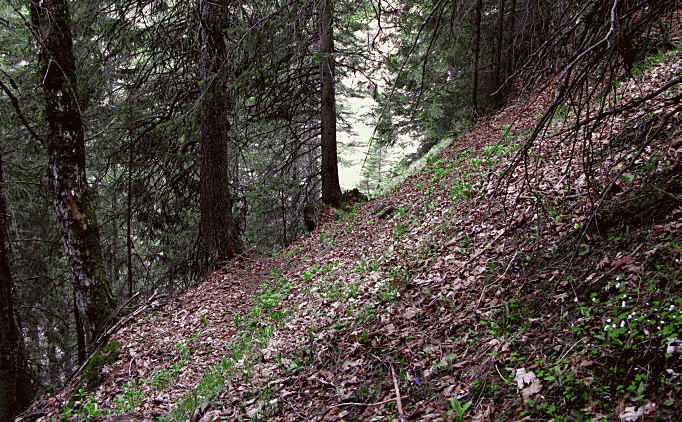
(477, 250, 518, 307)
(326, 395, 405, 409)
(66, 289, 162, 388)
(391, 364, 406, 422)
(453, 229, 506, 275)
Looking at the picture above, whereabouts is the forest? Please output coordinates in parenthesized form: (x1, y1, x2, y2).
(1, 0, 680, 420)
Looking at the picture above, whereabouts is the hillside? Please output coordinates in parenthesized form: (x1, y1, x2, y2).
(23, 41, 681, 422)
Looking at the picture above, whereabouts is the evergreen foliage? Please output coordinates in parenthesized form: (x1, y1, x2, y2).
(0, 0, 677, 417)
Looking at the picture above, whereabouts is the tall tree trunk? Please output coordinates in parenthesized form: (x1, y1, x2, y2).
(127, 141, 133, 297)
(0, 154, 33, 420)
(199, 0, 241, 268)
(30, 0, 115, 360)
(320, 0, 342, 207)
(495, 0, 505, 103)
(508, 0, 517, 73)
(472, 0, 483, 115)
(109, 167, 120, 288)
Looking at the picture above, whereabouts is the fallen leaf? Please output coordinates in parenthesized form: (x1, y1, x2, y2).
(619, 402, 657, 421)
(515, 368, 542, 402)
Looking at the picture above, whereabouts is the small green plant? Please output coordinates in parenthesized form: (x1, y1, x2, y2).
(319, 230, 335, 246)
(378, 283, 398, 301)
(347, 283, 359, 298)
(446, 396, 472, 421)
(114, 380, 144, 413)
(145, 368, 175, 390)
(393, 222, 408, 239)
(82, 394, 108, 419)
(450, 177, 473, 199)
(61, 387, 110, 420)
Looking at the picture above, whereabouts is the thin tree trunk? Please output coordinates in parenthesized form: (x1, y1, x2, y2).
(110, 168, 119, 288)
(509, 0, 517, 73)
(127, 141, 133, 297)
(30, 0, 115, 359)
(199, 0, 241, 268)
(0, 154, 33, 419)
(280, 189, 288, 246)
(320, 0, 342, 207)
(472, 0, 483, 115)
(495, 0, 505, 96)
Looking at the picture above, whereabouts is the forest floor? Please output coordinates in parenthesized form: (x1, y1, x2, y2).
(24, 24, 682, 422)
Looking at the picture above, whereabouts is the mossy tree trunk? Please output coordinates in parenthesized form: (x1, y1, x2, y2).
(30, 0, 115, 362)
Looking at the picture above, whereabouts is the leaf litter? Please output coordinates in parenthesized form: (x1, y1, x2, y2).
(25, 20, 682, 422)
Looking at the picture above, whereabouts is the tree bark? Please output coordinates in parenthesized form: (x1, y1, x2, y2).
(508, 0, 517, 73)
(127, 141, 133, 297)
(495, 0, 505, 92)
(30, 0, 115, 360)
(0, 154, 34, 420)
(472, 0, 483, 115)
(199, 0, 241, 268)
(320, 0, 342, 207)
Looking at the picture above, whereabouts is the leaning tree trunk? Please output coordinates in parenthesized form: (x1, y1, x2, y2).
(0, 154, 34, 420)
(30, 0, 115, 362)
(320, 0, 342, 207)
(199, 0, 241, 269)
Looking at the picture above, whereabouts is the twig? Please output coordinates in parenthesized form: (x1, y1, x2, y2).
(555, 0, 620, 88)
(453, 229, 506, 275)
(101, 291, 140, 334)
(477, 251, 518, 307)
(326, 395, 405, 409)
(361, 0, 446, 170)
(284, 397, 308, 421)
(67, 290, 161, 387)
(495, 364, 509, 383)
(0, 74, 44, 146)
(559, 337, 585, 362)
(127, 355, 135, 377)
(391, 364, 406, 422)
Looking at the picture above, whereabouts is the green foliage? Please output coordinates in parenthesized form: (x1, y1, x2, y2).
(61, 387, 109, 421)
(445, 396, 472, 421)
(113, 381, 143, 413)
(159, 273, 296, 421)
(77, 341, 121, 396)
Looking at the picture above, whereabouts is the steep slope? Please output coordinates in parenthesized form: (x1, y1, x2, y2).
(25, 40, 681, 422)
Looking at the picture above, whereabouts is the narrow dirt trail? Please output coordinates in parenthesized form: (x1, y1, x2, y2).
(34, 254, 285, 421)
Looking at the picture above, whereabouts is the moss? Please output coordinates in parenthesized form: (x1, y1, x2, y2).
(72, 340, 121, 400)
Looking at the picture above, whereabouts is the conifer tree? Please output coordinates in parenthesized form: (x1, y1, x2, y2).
(198, 0, 242, 268)
(320, 0, 342, 207)
(30, 0, 115, 362)
(0, 153, 34, 422)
